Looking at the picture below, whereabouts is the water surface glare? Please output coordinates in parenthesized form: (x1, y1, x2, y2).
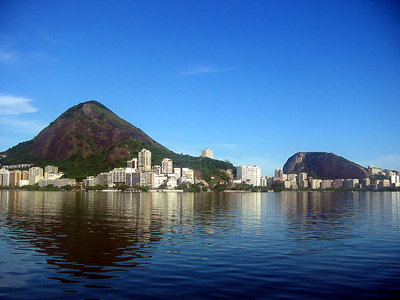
(0, 191, 399, 299)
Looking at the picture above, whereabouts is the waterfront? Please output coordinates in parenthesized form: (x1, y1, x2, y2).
(0, 191, 399, 299)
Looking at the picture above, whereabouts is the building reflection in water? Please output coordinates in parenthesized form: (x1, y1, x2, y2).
(1, 190, 399, 287)
(0, 191, 242, 282)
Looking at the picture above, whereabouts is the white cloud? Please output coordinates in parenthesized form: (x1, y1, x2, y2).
(0, 95, 38, 115)
(0, 95, 46, 150)
(180, 65, 238, 76)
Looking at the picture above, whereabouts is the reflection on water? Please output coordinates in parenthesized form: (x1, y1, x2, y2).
(0, 191, 399, 298)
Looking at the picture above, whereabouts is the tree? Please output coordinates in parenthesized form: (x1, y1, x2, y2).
(115, 184, 129, 191)
(61, 185, 74, 190)
(189, 184, 201, 192)
(213, 183, 227, 193)
(134, 185, 150, 192)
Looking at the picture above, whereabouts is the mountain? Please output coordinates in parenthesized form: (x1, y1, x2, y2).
(0, 101, 233, 180)
(283, 152, 369, 179)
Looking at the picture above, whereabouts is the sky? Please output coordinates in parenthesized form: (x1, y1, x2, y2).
(0, 0, 399, 175)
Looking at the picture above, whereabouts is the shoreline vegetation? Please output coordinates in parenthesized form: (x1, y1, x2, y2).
(1, 183, 399, 193)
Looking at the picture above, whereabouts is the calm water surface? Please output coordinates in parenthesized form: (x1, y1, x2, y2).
(0, 191, 399, 299)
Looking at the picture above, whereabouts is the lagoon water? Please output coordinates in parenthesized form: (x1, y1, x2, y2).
(0, 191, 399, 299)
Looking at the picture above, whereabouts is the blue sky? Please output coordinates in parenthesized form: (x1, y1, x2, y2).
(0, 0, 399, 175)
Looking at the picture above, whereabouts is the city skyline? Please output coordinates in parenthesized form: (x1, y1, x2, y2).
(2, 148, 399, 190)
(1, 1, 399, 175)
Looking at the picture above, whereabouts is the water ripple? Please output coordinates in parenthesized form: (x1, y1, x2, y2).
(0, 191, 399, 298)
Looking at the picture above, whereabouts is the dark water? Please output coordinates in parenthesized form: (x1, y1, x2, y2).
(0, 191, 399, 299)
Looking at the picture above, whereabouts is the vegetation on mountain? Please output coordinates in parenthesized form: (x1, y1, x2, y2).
(0, 101, 233, 180)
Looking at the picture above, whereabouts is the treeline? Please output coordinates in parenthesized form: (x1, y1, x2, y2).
(0, 184, 76, 191)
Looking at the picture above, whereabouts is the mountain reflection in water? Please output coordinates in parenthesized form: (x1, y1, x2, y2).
(0, 191, 399, 299)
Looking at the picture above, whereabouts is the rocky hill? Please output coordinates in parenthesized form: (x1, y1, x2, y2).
(1, 101, 232, 179)
(283, 152, 369, 179)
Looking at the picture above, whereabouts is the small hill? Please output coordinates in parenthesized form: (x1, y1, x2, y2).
(283, 152, 368, 179)
(1, 100, 232, 179)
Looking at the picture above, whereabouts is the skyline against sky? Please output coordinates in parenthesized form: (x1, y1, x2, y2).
(1, 0, 399, 175)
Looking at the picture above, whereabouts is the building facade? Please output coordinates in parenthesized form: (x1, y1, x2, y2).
(138, 149, 151, 172)
(161, 158, 173, 174)
(29, 167, 44, 185)
(127, 158, 138, 170)
(237, 165, 261, 186)
(201, 149, 213, 159)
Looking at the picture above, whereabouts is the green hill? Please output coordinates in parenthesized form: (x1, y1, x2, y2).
(0, 101, 233, 180)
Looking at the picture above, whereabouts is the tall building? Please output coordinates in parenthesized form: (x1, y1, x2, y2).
(111, 168, 126, 185)
(174, 168, 182, 178)
(152, 165, 161, 175)
(0, 168, 10, 186)
(130, 171, 153, 187)
(153, 174, 168, 188)
(96, 172, 114, 187)
(29, 167, 44, 185)
(237, 165, 261, 186)
(127, 158, 138, 169)
(390, 174, 400, 185)
(201, 148, 213, 159)
(21, 170, 29, 180)
(344, 179, 359, 189)
(45, 165, 59, 174)
(274, 168, 284, 179)
(138, 149, 151, 172)
(298, 172, 308, 188)
(9, 170, 22, 186)
(321, 180, 332, 189)
(332, 179, 344, 189)
(181, 168, 194, 184)
(310, 179, 322, 189)
(161, 158, 173, 174)
(368, 165, 382, 175)
(260, 176, 267, 187)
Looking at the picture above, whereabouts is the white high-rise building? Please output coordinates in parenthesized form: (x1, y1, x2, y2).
(181, 168, 194, 184)
(153, 174, 167, 188)
(174, 168, 182, 179)
(0, 168, 10, 186)
(111, 168, 126, 185)
(138, 149, 151, 172)
(161, 158, 173, 174)
(390, 174, 400, 185)
(201, 149, 213, 159)
(29, 167, 44, 185)
(237, 165, 261, 186)
(127, 158, 138, 170)
(260, 176, 267, 187)
(152, 165, 161, 175)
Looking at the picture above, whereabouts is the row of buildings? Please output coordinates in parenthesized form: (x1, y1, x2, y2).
(82, 149, 202, 189)
(1, 147, 399, 191)
(0, 165, 76, 188)
(229, 165, 400, 190)
(275, 168, 400, 190)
